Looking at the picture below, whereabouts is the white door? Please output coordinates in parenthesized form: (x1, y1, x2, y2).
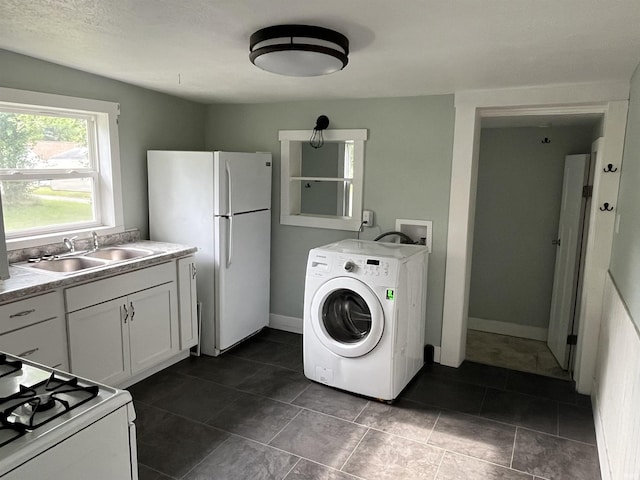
(67, 298, 130, 385)
(213, 152, 272, 215)
(547, 154, 589, 368)
(128, 283, 179, 374)
(214, 209, 271, 351)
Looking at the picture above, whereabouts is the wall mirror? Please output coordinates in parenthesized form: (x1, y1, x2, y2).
(279, 129, 367, 230)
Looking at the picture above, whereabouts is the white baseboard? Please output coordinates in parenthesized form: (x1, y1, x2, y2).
(269, 314, 303, 334)
(468, 317, 548, 341)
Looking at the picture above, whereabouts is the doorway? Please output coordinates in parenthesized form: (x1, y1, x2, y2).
(464, 122, 598, 379)
(439, 85, 629, 394)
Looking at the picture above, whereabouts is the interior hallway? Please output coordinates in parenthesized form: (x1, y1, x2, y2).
(466, 330, 570, 380)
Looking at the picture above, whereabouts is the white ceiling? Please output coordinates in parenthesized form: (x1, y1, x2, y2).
(1, 1, 640, 104)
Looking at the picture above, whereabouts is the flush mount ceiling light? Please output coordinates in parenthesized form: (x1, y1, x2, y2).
(249, 24, 349, 77)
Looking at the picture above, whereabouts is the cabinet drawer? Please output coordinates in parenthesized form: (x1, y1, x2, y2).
(66, 262, 175, 313)
(0, 316, 68, 370)
(0, 291, 64, 334)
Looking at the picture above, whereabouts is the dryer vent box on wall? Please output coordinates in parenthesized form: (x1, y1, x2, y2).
(395, 219, 433, 253)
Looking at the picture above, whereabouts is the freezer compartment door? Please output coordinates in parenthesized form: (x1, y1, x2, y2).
(213, 152, 272, 215)
(214, 210, 271, 351)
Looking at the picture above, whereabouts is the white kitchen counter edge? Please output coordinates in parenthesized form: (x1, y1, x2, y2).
(0, 240, 197, 304)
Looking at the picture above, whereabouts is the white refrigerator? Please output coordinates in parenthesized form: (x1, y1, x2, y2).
(147, 150, 272, 356)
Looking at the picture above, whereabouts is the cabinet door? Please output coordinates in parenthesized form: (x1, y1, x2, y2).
(0, 316, 68, 371)
(177, 256, 198, 349)
(128, 283, 179, 375)
(67, 298, 130, 385)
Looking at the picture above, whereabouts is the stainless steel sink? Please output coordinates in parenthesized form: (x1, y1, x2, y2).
(84, 246, 156, 261)
(26, 256, 109, 273)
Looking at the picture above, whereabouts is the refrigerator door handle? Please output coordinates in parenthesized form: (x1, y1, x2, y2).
(225, 161, 233, 216)
(227, 215, 233, 267)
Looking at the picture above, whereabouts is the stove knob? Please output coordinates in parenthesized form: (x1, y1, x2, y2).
(344, 261, 356, 272)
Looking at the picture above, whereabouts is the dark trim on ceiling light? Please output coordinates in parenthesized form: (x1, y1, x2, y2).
(249, 24, 349, 76)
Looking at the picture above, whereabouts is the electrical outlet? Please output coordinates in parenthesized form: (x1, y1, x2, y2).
(362, 210, 374, 227)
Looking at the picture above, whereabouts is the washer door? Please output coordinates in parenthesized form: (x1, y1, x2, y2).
(310, 277, 384, 358)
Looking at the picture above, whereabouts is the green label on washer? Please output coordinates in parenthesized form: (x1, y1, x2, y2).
(386, 289, 395, 300)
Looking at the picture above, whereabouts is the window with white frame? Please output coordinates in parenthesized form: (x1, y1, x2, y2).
(0, 87, 124, 249)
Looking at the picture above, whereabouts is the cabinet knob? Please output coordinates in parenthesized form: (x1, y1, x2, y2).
(122, 304, 129, 323)
(130, 302, 135, 321)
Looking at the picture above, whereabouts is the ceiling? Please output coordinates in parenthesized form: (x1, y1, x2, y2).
(1, 1, 640, 104)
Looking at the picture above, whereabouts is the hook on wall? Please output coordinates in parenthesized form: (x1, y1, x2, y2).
(599, 202, 614, 212)
(541, 137, 551, 144)
(603, 164, 618, 173)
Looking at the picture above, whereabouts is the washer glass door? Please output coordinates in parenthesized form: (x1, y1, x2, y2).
(310, 277, 384, 357)
(322, 289, 372, 343)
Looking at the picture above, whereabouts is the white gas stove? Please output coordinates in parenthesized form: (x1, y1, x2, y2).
(0, 352, 137, 479)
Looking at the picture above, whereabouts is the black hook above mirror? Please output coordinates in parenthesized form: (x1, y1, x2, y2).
(603, 164, 618, 173)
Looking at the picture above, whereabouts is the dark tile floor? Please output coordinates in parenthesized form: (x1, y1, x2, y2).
(129, 328, 601, 480)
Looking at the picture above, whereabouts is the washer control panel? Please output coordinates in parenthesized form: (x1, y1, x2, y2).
(306, 251, 396, 280)
(338, 255, 390, 278)
(363, 258, 390, 277)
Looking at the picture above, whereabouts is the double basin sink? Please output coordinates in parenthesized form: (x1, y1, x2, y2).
(21, 246, 159, 274)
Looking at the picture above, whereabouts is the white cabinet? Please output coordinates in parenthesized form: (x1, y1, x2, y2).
(67, 298, 130, 385)
(128, 283, 177, 374)
(66, 262, 179, 385)
(177, 255, 198, 350)
(0, 291, 68, 370)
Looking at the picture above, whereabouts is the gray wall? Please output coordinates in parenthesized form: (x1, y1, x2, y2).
(0, 49, 206, 238)
(205, 96, 455, 346)
(610, 62, 640, 329)
(300, 142, 340, 216)
(469, 126, 595, 329)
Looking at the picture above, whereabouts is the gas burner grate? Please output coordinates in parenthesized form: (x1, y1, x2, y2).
(0, 354, 22, 379)
(2, 372, 99, 431)
(0, 384, 38, 405)
(0, 422, 26, 448)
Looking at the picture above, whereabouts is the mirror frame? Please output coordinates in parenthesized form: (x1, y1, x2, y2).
(279, 129, 367, 231)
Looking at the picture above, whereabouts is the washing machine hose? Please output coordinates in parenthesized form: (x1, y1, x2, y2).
(373, 231, 416, 244)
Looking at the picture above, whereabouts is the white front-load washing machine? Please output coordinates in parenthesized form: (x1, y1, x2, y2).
(303, 239, 429, 401)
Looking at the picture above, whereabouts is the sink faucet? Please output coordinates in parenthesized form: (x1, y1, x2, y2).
(92, 231, 99, 251)
(63, 236, 78, 253)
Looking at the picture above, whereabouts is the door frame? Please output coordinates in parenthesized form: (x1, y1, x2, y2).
(440, 82, 629, 394)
